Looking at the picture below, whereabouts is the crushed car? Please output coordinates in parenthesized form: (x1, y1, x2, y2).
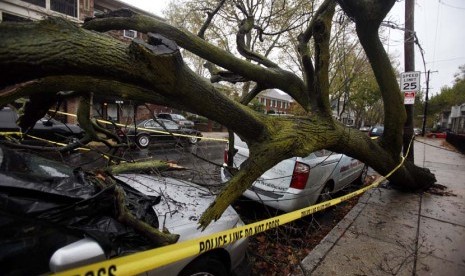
(0, 106, 84, 145)
(0, 145, 247, 275)
(221, 134, 366, 212)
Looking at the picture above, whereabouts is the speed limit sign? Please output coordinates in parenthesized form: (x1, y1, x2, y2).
(400, 71, 420, 104)
(400, 71, 420, 92)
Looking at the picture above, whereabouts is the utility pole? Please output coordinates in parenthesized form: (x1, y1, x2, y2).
(403, 0, 415, 161)
(422, 70, 439, 136)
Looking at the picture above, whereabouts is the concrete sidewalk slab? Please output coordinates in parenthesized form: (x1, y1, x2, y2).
(296, 137, 465, 275)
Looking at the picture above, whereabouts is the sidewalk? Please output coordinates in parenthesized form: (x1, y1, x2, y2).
(296, 137, 465, 275)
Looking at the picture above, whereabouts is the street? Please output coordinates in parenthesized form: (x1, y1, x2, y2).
(60, 140, 227, 189)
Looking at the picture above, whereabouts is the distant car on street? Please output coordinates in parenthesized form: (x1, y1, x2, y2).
(119, 118, 202, 148)
(414, 128, 422, 136)
(221, 134, 366, 212)
(157, 113, 195, 128)
(359, 126, 371, 132)
(426, 129, 448, 139)
(368, 126, 384, 137)
(0, 106, 84, 144)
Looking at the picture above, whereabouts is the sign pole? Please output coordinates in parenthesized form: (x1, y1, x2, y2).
(403, 0, 415, 161)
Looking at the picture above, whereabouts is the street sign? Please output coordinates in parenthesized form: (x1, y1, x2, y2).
(400, 71, 421, 92)
(404, 91, 415, 105)
(400, 71, 420, 105)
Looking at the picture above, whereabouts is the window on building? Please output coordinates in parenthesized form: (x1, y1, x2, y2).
(122, 105, 134, 119)
(50, 0, 78, 17)
(1, 12, 33, 22)
(272, 100, 276, 107)
(124, 30, 138, 39)
(22, 0, 46, 8)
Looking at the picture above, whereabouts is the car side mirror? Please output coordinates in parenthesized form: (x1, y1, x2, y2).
(49, 238, 106, 272)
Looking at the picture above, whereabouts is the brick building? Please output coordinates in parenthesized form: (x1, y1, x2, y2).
(0, 0, 163, 123)
(257, 89, 294, 114)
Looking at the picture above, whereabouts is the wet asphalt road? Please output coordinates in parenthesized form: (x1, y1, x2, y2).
(60, 141, 227, 189)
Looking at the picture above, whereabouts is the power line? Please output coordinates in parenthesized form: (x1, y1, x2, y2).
(439, 0, 465, 10)
(426, 57, 465, 63)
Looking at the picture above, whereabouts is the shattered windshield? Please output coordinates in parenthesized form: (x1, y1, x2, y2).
(0, 146, 74, 178)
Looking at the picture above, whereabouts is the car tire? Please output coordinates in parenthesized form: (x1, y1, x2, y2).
(317, 183, 333, 203)
(188, 135, 199, 144)
(179, 254, 229, 276)
(136, 134, 150, 148)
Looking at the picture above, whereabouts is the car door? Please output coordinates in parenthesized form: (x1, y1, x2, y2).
(332, 154, 363, 190)
(143, 119, 170, 142)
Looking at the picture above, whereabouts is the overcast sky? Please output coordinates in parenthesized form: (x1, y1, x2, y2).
(121, 0, 465, 95)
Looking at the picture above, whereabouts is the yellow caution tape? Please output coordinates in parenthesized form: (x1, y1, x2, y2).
(0, 131, 23, 136)
(50, 110, 229, 142)
(54, 137, 414, 276)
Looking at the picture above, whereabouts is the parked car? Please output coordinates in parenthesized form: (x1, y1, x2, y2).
(426, 129, 448, 138)
(0, 106, 84, 144)
(414, 128, 422, 136)
(119, 118, 202, 148)
(0, 145, 248, 275)
(359, 126, 371, 132)
(157, 113, 195, 128)
(221, 134, 366, 212)
(368, 126, 384, 137)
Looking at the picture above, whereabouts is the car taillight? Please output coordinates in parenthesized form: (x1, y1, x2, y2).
(224, 149, 229, 164)
(290, 162, 310, 190)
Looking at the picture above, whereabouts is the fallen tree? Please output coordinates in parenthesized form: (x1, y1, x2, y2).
(0, 0, 435, 231)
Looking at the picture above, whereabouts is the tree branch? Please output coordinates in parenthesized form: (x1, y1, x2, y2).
(197, 0, 227, 39)
(81, 9, 309, 108)
(336, 0, 404, 154)
(236, 16, 279, 68)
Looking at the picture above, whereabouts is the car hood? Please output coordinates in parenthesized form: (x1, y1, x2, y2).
(115, 174, 240, 241)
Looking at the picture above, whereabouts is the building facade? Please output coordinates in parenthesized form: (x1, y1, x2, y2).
(449, 104, 465, 134)
(256, 89, 294, 114)
(0, 0, 162, 123)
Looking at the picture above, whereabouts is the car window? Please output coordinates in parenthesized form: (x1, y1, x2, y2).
(157, 114, 169, 119)
(39, 117, 62, 125)
(144, 120, 161, 128)
(372, 127, 383, 133)
(163, 120, 180, 130)
(0, 109, 18, 128)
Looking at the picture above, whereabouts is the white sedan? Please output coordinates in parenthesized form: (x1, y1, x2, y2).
(221, 134, 366, 212)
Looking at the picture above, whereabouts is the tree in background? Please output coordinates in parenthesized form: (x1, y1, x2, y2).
(428, 65, 465, 128)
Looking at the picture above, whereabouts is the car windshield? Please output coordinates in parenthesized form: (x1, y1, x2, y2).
(39, 116, 62, 125)
(172, 114, 186, 120)
(372, 127, 384, 133)
(0, 146, 74, 178)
